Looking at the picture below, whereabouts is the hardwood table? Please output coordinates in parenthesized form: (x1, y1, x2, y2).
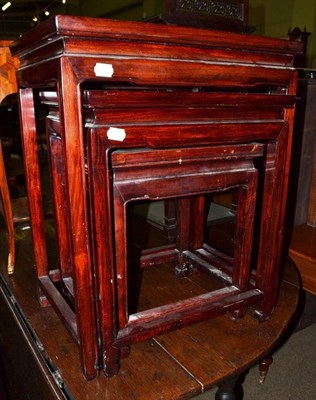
(0, 226, 300, 400)
(10, 15, 302, 379)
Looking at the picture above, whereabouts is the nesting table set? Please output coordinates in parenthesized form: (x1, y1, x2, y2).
(10, 15, 302, 380)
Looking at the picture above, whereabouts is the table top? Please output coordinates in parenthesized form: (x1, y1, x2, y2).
(10, 15, 302, 57)
(0, 226, 300, 399)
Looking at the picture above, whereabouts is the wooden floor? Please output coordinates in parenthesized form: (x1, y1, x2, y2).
(0, 221, 300, 399)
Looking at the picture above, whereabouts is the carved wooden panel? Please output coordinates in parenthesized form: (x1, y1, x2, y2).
(165, 0, 251, 31)
(0, 41, 19, 103)
(174, 0, 244, 20)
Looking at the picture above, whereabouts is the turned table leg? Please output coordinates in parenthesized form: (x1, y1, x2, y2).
(215, 375, 240, 400)
(259, 356, 273, 384)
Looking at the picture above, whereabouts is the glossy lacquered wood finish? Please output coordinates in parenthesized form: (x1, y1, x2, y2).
(0, 141, 15, 274)
(11, 15, 302, 379)
(79, 88, 295, 374)
(111, 145, 262, 345)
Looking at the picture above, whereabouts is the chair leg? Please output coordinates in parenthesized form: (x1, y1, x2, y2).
(0, 142, 15, 275)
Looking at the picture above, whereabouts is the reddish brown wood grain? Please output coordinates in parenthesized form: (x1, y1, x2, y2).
(58, 57, 99, 379)
(0, 140, 15, 274)
(81, 91, 296, 110)
(47, 135, 72, 278)
(11, 14, 302, 379)
(11, 15, 302, 62)
(18, 88, 48, 276)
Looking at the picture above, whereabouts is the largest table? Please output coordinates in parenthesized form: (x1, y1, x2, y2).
(10, 15, 302, 379)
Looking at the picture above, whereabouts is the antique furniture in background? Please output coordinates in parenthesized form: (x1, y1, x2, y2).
(0, 41, 19, 103)
(290, 223, 316, 296)
(289, 70, 316, 297)
(150, 0, 253, 32)
(308, 156, 316, 226)
(0, 41, 20, 275)
(290, 71, 316, 227)
(11, 15, 302, 380)
(288, 27, 311, 68)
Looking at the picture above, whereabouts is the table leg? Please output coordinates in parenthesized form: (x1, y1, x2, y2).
(57, 59, 99, 379)
(0, 142, 15, 274)
(18, 88, 48, 277)
(256, 127, 288, 319)
(259, 356, 273, 384)
(215, 375, 240, 400)
(175, 197, 191, 277)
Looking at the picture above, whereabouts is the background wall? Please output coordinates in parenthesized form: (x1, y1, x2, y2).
(248, 0, 316, 67)
(58, 0, 164, 20)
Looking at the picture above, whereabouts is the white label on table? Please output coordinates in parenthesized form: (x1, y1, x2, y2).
(107, 127, 126, 142)
(94, 63, 114, 77)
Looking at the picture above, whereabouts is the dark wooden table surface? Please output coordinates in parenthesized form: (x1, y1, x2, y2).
(0, 226, 300, 399)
